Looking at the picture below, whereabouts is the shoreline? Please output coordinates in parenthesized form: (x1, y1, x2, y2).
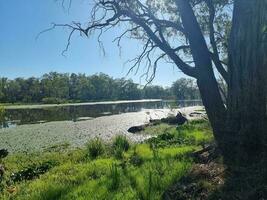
(0, 106, 205, 153)
(3, 99, 163, 110)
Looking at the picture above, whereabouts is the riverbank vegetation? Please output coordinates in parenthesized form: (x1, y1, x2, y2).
(0, 73, 200, 104)
(52, 0, 267, 198)
(0, 120, 215, 200)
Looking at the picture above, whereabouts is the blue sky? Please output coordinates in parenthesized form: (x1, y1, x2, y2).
(0, 0, 186, 86)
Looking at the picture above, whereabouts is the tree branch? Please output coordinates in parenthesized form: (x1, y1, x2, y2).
(205, 0, 229, 83)
(119, 7, 197, 77)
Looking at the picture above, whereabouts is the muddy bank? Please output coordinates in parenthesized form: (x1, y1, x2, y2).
(0, 106, 204, 153)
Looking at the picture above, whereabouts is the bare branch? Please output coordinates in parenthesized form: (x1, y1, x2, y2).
(205, 0, 229, 83)
(49, 0, 197, 80)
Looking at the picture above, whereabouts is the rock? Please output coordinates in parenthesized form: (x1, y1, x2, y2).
(0, 149, 8, 159)
(128, 125, 146, 133)
(128, 112, 188, 133)
(175, 112, 188, 125)
(189, 111, 203, 116)
(161, 112, 187, 125)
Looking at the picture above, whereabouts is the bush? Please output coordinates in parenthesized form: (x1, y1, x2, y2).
(112, 135, 130, 159)
(86, 138, 105, 159)
(113, 148, 124, 159)
(10, 160, 57, 183)
(130, 152, 143, 167)
(112, 135, 130, 151)
(41, 97, 67, 104)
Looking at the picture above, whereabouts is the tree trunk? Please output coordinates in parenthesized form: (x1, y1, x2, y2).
(176, 0, 227, 148)
(178, 0, 267, 166)
(227, 0, 267, 165)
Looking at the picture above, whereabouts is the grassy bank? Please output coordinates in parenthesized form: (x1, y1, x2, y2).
(0, 120, 213, 200)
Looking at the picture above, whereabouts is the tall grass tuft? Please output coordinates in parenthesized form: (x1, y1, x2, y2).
(108, 164, 120, 191)
(112, 135, 130, 159)
(112, 135, 130, 151)
(86, 138, 104, 159)
(147, 171, 152, 200)
(130, 146, 143, 167)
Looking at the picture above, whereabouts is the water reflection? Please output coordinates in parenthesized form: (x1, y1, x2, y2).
(0, 100, 202, 128)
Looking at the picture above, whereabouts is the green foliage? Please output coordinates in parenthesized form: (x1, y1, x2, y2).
(129, 147, 144, 167)
(113, 135, 130, 151)
(143, 85, 172, 99)
(112, 135, 130, 159)
(171, 78, 200, 100)
(108, 164, 120, 191)
(44, 142, 70, 153)
(0, 120, 213, 200)
(86, 138, 105, 159)
(0, 73, 200, 104)
(10, 161, 57, 183)
(146, 120, 213, 148)
(139, 123, 173, 136)
(41, 97, 67, 104)
(0, 105, 5, 121)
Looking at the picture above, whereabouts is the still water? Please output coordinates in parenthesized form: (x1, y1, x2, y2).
(0, 100, 202, 128)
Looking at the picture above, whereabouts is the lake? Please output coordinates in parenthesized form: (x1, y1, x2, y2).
(0, 99, 202, 128)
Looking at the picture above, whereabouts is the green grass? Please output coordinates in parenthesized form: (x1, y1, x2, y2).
(0, 120, 213, 200)
(86, 138, 105, 159)
(139, 123, 174, 136)
(112, 135, 130, 159)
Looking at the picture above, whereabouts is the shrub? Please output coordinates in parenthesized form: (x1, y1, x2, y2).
(130, 152, 143, 167)
(112, 135, 130, 151)
(41, 97, 67, 104)
(112, 135, 130, 159)
(113, 147, 124, 159)
(10, 160, 57, 183)
(158, 132, 174, 141)
(86, 138, 104, 159)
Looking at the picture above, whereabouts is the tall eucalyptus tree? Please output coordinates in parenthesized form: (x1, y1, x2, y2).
(53, 0, 267, 167)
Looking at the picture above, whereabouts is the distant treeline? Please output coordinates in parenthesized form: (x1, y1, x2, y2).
(0, 72, 200, 104)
